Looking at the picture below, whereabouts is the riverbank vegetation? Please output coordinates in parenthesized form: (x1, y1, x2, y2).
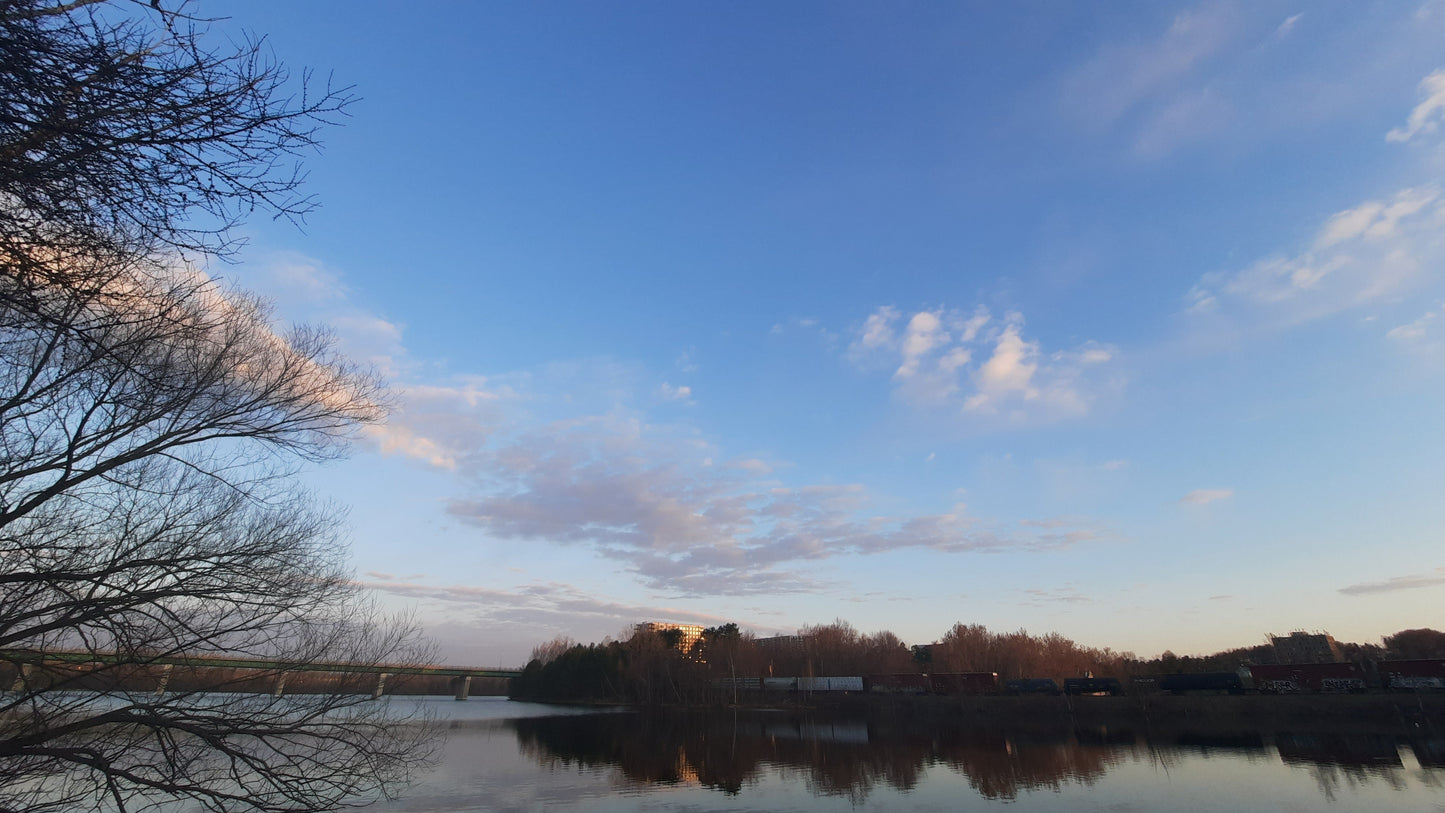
(511, 620, 1445, 705)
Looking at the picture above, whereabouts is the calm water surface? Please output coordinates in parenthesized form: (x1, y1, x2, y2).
(374, 696, 1445, 812)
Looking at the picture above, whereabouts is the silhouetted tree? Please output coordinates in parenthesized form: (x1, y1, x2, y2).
(530, 635, 578, 666)
(1384, 628, 1445, 660)
(0, 3, 432, 811)
(932, 623, 1125, 681)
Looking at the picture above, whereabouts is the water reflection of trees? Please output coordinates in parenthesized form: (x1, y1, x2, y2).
(511, 711, 1444, 804)
(1276, 732, 1408, 801)
(510, 712, 1128, 802)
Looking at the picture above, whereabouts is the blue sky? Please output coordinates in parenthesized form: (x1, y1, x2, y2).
(211, 1, 1445, 665)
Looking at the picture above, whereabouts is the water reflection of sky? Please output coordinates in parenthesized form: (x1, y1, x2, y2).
(370, 698, 1445, 813)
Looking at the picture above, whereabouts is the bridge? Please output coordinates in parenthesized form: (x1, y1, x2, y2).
(1, 649, 523, 700)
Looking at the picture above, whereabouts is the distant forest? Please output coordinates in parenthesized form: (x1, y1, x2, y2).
(510, 622, 1445, 704)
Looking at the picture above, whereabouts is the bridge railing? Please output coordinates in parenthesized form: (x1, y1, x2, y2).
(1, 649, 522, 700)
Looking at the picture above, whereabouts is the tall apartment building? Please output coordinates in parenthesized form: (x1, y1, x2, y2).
(1269, 630, 1343, 664)
(636, 622, 704, 653)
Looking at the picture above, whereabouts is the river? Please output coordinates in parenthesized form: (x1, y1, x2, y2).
(365, 696, 1445, 812)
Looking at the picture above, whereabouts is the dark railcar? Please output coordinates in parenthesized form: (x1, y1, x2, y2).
(1063, 677, 1123, 696)
(1158, 672, 1244, 694)
(1004, 678, 1061, 695)
(1378, 659, 1445, 691)
(1250, 663, 1366, 693)
(928, 671, 999, 695)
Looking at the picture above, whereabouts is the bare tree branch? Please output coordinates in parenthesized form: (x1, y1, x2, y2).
(0, 2, 435, 811)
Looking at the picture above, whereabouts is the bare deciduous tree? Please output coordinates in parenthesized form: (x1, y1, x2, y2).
(0, 2, 436, 811)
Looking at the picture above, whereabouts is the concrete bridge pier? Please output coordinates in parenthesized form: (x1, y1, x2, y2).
(272, 673, 287, 697)
(9, 663, 32, 693)
(372, 672, 389, 700)
(452, 675, 471, 701)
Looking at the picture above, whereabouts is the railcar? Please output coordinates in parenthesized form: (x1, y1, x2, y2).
(1062, 677, 1123, 696)
(1378, 659, 1445, 691)
(1250, 663, 1367, 693)
(928, 671, 1000, 695)
(1158, 672, 1244, 694)
(864, 673, 931, 694)
(797, 675, 864, 692)
(1004, 678, 1061, 695)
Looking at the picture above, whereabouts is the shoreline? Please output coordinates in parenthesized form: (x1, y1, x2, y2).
(511, 692, 1445, 733)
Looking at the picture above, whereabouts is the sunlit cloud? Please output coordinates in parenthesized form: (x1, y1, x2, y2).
(1186, 185, 1445, 327)
(363, 378, 507, 470)
(255, 250, 350, 305)
(1184, 67, 1445, 332)
(849, 305, 1118, 420)
(437, 414, 1106, 596)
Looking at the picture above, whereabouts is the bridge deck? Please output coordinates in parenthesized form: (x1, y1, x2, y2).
(0, 649, 522, 679)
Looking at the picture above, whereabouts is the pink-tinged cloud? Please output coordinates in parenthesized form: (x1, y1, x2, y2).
(439, 415, 1108, 596)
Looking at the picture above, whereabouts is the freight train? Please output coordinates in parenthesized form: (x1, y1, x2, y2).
(715, 659, 1444, 697)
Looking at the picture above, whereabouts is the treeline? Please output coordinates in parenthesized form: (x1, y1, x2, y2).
(511, 624, 755, 705)
(510, 620, 1132, 704)
(1136, 627, 1445, 675)
(511, 622, 1445, 705)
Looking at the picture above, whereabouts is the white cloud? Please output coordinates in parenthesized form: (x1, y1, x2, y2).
(1386, 68, 1445, 143)
(1131, 88, 1233, 159)
(1316, 186, 1440, 248)
(896, 310, 948, 380)
(658, 382, 694, 403)
(1179, 488, 1233, 505)
(966, 322, 1040, 411)
(1387, 306, 1440, 342)
(1187, 185, 1445, 327)
(256, 251, 349, 305)
(237, 254, 1109, 600)
(1058, 12, 1445, 161)
(1173, 69, 1445, 334)
(849, 306, 1117, 421)
(856, 305, 900, 351)
(1061, 7, 1238, 128)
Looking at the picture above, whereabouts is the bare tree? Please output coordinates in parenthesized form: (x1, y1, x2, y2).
(1, 0, 353, 268)
(0, 2, 436, 811)
(529, 636, 578, 667)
